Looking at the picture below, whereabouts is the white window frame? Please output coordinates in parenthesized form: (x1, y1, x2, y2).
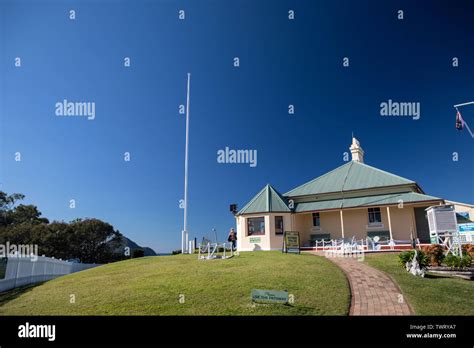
(367, 207, 383, 227)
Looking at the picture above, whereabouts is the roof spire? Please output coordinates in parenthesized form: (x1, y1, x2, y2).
(349, 136, 365, 163)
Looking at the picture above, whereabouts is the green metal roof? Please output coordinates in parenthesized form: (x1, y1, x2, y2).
(238, 184, 291, 215)
(294, 192, 442, 212)
(285, 161, 416, 197)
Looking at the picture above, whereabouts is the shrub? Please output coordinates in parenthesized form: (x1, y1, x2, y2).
(172, 249, 182, 255)
(421, 244, 445, 266)
(443, 252, 472, 269)
(462, 244, 474, 258)
(398, 251, 413, 267)
(398, 249, 429, 269)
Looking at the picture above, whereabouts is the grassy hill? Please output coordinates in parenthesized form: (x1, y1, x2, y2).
(0, 251, 350, 315)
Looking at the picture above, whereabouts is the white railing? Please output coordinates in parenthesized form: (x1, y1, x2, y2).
(0, 254, 99, 292)
(197, 242, 234, 260)
(310, 237, 421, 253)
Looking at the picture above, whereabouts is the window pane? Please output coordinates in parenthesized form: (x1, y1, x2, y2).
(375, 211, 381, 222)
(247, 217, 265, 236)
(275, 216, 284, 235)
(312, 213, 320, 227)
(368, 208, 382, 224)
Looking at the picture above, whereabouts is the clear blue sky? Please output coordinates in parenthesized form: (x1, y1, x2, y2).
(1, 0, 473, 253)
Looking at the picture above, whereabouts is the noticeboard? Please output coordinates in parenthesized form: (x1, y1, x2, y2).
(427, 206, 457, 233)
(426, 206, 459, 244)
(283, 231, 300, 254)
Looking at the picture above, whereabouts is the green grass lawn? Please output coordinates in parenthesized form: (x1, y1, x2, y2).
(364, 253, 474, 315)
(0, 251, 350, 316)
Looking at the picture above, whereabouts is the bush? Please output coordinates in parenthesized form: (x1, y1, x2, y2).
(398, 250, 413, 267)
(443, 252, 472, 269)
(172, 249, 182, 255)
(421, 244, 445, 266)
(462, 244, 474, 258)
(398, 249, 429, 269)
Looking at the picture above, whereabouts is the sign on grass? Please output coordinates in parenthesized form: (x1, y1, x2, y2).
(251, 289, 288, 304)
(283, 231, 300, 254)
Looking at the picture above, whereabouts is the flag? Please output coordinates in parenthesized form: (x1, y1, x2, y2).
(455, 110, 464, 130)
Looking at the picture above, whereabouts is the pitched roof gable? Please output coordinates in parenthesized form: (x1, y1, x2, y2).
(238, 184, 291, 215)
(284, 161, 416, 197)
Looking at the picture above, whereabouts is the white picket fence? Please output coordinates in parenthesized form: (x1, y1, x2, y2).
(310, 237, 419, 252)
(0, 254, 99, 292)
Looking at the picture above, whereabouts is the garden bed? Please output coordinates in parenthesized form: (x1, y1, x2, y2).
(426, 266, 474, 280)
(364, 253, 474, 315)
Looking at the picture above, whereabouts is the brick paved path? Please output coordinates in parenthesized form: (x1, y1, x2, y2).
(313, 252, 412, 315)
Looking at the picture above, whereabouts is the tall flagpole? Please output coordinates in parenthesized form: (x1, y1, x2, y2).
(182, 73, 191, 253)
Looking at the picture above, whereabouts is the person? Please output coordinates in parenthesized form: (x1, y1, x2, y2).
(227, 228, 237, 251)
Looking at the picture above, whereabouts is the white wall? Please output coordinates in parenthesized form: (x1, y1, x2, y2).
(235, 213, 291, 251)
(0, 254, 99, 292)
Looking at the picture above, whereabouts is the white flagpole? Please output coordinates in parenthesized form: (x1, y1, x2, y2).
(182, 73, 191, 253)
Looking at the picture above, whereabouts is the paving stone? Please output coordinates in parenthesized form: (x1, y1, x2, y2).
(310, 252, 412, 316)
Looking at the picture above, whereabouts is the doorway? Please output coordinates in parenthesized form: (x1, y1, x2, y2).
(414, 207, 431, 243)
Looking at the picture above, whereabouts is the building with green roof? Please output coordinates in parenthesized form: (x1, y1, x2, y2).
(234, 138, 448, 251)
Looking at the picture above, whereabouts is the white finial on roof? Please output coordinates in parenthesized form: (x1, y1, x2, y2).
(349, 136, 364, 163)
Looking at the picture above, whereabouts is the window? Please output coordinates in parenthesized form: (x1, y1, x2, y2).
(275, 216, 284, 235)
(368, 207, 382, 224)
(312, 213, 321, 227)
(247, 217, 265, 236)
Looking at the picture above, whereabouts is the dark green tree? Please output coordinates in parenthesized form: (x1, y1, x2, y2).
(0, 191, 125, 263)
(8, 204, 49, 225)
(0, 191, 25, 226)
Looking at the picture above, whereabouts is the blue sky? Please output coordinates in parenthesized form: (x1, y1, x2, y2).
(1, 0, 473, 253)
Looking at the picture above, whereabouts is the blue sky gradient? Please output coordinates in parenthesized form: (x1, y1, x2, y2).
(1, 0, 473, 252)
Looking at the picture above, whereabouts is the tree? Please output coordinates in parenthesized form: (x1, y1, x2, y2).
(0, 191, 25, 226)
(67, 219, 123, 263)
(0, 191, 125, 263)
(8, 204, 49, 225)
(0, 191, 25, 210)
